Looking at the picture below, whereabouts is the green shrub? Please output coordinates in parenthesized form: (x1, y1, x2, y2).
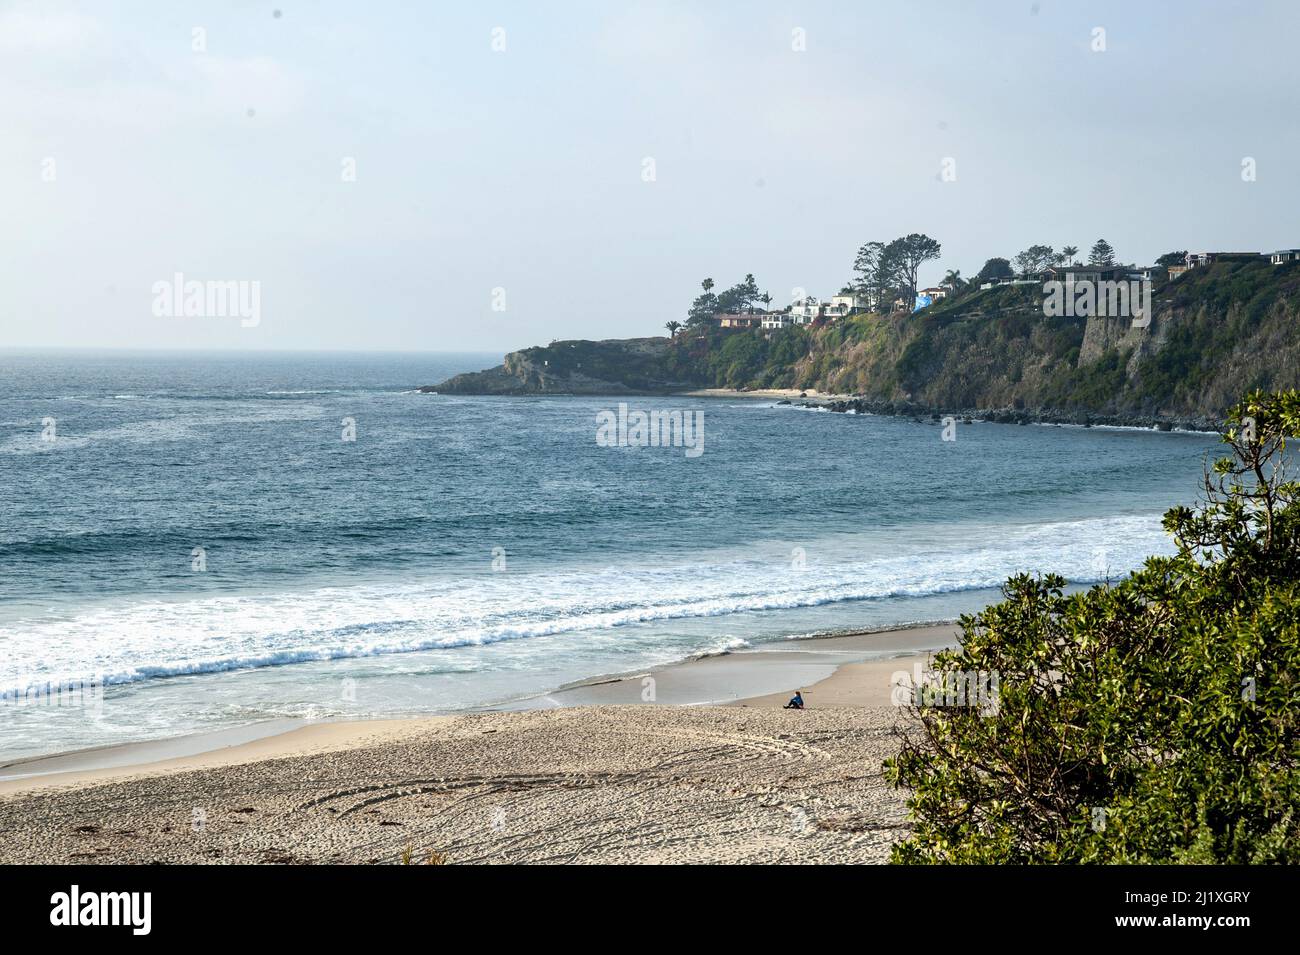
(885, 391, 1300, 863)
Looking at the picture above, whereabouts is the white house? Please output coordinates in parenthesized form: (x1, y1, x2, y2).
(788, 294, 867, 324)
(790, 298, 820, 324)
(826, 294, 869, 317)
(1270, 249, 1300, 265)
(761, 312, 794, 330)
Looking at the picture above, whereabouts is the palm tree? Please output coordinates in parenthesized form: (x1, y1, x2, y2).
(941, 269, 964, 291)
(664, 320, 682, 337)
(1060, 245, 1079, 266)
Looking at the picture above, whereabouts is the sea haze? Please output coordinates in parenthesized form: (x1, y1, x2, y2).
(0, 350, 1219, 761)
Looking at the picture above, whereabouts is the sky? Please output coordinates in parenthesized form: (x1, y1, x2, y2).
(3, 0, 1298, 353)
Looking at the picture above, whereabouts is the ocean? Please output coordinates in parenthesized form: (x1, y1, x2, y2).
(0, 350, 1220, 762)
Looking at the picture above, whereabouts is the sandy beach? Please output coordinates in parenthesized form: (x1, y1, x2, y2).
(0, 625, 957, 864)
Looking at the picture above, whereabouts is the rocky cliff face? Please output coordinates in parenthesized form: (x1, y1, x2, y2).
(1079, 313, 1145, 365)
(787, 259, 1300, 422)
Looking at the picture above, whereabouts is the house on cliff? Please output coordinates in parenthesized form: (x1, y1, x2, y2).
(1186, 251, 1261, 268)
(761, 312, 794, 330)
(1040, 263, 1130, 285)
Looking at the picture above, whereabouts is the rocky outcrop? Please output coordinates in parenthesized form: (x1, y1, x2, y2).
(1079, 313, 1146, 365)
(819, 396, 1217, 432)
(425, 337, 706, 395)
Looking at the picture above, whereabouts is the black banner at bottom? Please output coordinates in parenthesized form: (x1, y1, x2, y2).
(0, 863, 1282, 941)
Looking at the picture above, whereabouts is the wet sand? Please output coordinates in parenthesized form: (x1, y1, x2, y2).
(0, 624, 959, 863)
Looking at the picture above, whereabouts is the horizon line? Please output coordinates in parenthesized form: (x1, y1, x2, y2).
(0, 345, 512, 357)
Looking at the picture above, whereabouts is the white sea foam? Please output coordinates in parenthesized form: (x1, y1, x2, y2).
(0, 406, 330, 454)
(0, 513, 1173, 696)
(695, 637, 752, 658)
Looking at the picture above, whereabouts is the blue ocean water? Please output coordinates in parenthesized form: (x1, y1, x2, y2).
(0, 350, 1221, 761)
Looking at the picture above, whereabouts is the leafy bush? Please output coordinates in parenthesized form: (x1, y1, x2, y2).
(885, 391, 1300, 862)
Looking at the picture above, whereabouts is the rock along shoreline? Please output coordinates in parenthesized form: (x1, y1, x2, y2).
(798, 396, 1219, 433)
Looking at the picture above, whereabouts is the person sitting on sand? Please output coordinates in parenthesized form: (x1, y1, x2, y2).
(783, 690, 804, 710)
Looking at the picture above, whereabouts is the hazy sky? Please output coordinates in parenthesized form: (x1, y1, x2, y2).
(3, 1, 1297, 353)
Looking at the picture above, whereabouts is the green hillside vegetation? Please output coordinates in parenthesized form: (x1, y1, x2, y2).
(885, 390, 1300, 863)
(679, 258, 1300, 420)
(433, 256, 1300, 423)
(1137, 258, 1300, 408)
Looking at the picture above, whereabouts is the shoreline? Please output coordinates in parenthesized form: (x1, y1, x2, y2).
(674, 387, 1221, 432)
(0, 623, 959, 797)
(675, 386, 850, 402)
(432, 384, 1225, 434)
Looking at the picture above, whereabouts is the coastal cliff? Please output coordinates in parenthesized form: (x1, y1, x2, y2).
(426, 337, 707, 395)
(428, 259, 1300, 423)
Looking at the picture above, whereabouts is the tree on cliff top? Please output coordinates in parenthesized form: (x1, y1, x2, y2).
(852, 235, 941, 307)
(884, 234, 942, 300)
(714, 274, 762, 314)
(851, 241, 889, 309)
(1089, 238, 1117, 266)
(1013, 244, 1056, 277)
(686, 277, 719, 326)
(886, 390, 1300, 863)
(976, 257, 1015, 282)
